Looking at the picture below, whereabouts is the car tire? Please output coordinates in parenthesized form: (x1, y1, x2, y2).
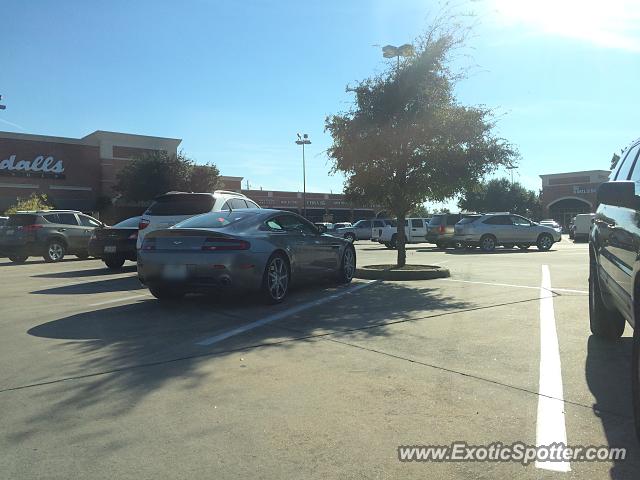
(479, 235, 496, 252)
(75, 251, 89, 260)
(516, 244, 530, 250)
(536, 233, 554, 251)
(43, 240, 66, 263)
(336, 245, 356, 284)
(344, 233, 356, 243)
(149, 285, 185, 301)
(588, 262, 625, 339)
(104, 255, 126, 269)
(261, 253, 290, 304)
(8, 255, 28, 264)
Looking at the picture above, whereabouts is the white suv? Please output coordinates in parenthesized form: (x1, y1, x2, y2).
(136, 191, 260, 249)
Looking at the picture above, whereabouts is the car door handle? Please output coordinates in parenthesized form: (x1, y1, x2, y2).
(57, 228, 66, 232)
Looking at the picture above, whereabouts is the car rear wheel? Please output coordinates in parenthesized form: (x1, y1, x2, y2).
(8, 255, 28, 264)
(337, 246, 356, 284)
(262, 253, 290, 304)
(104, 255, 126, 269)
(537, 233, 554, 251)
(43, 240, 66, 263)
(149, 285, 185, 300)
(589, 261, 624, 339)
(480, 235, 496, 252)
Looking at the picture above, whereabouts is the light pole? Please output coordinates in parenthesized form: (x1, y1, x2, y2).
(295, 133, 311, 218)
(382, 44, 415, 73)
(506, 165, 517, 185)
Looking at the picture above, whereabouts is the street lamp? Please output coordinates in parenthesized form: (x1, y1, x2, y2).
(295, 133, 311, 218)
(506, 165, 517, 184)
(382, 44, 415, 73)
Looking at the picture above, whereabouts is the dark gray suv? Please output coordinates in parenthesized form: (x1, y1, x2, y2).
(0, 210, 103, 263)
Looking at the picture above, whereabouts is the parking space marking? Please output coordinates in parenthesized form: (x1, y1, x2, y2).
(195, 281, 377, 346)
(89, 293, 151, 307)
(440, 278, 587, 295)
(536, 264, 570, 472)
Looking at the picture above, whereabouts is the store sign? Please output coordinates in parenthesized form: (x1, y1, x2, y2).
(0, 154, 66, 179)
(573, 185, 596, 195)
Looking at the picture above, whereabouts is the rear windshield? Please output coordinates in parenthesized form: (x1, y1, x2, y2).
(429, 215, 443, 226)
(7, 214, 38, 226)
(113, 217, 141, 228)
(174, 211, 256, 229)
(457, 216, 481, 225)
(146, 194, 215, 216)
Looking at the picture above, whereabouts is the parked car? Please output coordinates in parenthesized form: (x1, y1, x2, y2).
(539, 219, 562, 233)
(379, 218, 430, 249)
(137, 190, 261, 249)
(333, 219, 386, 242)
(0, 210, 103, 263)
(137, 209, 356, 303)
(589, 138, 640, 440)
(333, 222, 352, 229)
(426, 213, 468, 248)
(569, 216, 576, 239)
(370, 219, 397, 242)
(573, 213, 595, 242)
(453, 213, 561, 252)
(88, 216, 140, 269)
(0, 216, 7, 227)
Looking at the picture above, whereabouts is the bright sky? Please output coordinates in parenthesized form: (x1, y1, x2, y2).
(2, 0, 640, 209)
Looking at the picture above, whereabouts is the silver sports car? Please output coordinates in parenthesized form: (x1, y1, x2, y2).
(137, 209, 357, 303)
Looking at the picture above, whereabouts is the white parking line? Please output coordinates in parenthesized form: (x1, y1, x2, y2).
(536, 265, 570, 472)
(89, 293, 150, 307)
(195, 280, 377, 347)
(440, 278, 587, 294)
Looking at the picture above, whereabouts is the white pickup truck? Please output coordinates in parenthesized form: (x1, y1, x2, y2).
(378, 218, 430, 249)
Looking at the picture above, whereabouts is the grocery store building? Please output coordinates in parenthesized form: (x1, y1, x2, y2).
(0, 130, 376, 223)
(539, 170, 610, 228)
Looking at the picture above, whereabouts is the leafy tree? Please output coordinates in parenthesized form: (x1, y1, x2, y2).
(114, 151, 220, 202)
(4, 193, 55, 215)
(458, 178, 542, 220)
(325, 24, 517, 266)
(408, 204, 430, 217)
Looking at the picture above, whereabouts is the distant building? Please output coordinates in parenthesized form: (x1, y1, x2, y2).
(539, 170, 610, 227)
(0, 129, 377, 223)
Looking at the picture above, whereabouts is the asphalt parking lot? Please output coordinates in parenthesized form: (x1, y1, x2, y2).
(1, 237, 638, 479)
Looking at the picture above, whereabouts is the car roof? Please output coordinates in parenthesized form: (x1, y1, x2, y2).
(14, 209, 82, 214)
(155, 190, 250, 199)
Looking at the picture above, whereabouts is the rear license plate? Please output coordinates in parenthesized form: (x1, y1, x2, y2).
(104, 246, 117, 253)
(162, 264, 188, 281)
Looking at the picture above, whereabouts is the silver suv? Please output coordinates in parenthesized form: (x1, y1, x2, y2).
(453, 213, 561, 252)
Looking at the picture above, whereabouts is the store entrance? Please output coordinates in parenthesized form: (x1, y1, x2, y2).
(548, 198, 592, 231)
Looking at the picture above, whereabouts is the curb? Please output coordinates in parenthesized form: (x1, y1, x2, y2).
(355, 264, 450, 281)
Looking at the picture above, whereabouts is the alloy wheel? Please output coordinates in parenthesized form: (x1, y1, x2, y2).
(48, 243, 64, 261)
(343, 248, 355, 280)
(267, 257, 289, 301)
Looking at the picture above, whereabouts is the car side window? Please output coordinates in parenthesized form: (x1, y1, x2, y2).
(484, 215, 512, 225)
(510, 215, 531, 226)
(446, 215, 460, 225)
(220, 201, 231, 211)
(266, 218, 283, 230)
(361, 221, 371, 229)
(42, 214, 60, 223)
(79, 215, 101, 227)
(373, 220, 383, 228)
(229, 198, 248, 209)
(411, 219, 422, 228)
(245, 200, 259, 208)
(58, 213, 79, 225)
(273, 215, 316, 235)
(615, 144, 640, 180)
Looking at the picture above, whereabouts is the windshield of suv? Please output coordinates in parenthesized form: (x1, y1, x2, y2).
(146, 195, 215, 216)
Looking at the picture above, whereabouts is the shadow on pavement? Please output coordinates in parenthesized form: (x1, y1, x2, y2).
(31, 275, 144, 294)
(32, 264, 137, 279)
(438, 248, 556, 255)
(0, 257, 100, 266)
(15, 281, 472, 447)
(585, 335, 640, 479)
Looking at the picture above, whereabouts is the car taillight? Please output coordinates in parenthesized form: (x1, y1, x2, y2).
(141, 238, 156, 250)
(202, 237, 251, 251)
(439, 225, 445, 234)
(138, 219, 150, 230)
(18, 224, 43, 232)
(128, 231, 138, 240)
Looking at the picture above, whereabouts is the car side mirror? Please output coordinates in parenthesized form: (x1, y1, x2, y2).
(597, 181, 638, 209)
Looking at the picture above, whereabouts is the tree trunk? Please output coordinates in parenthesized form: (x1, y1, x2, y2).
(396, 213, 406, 267)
